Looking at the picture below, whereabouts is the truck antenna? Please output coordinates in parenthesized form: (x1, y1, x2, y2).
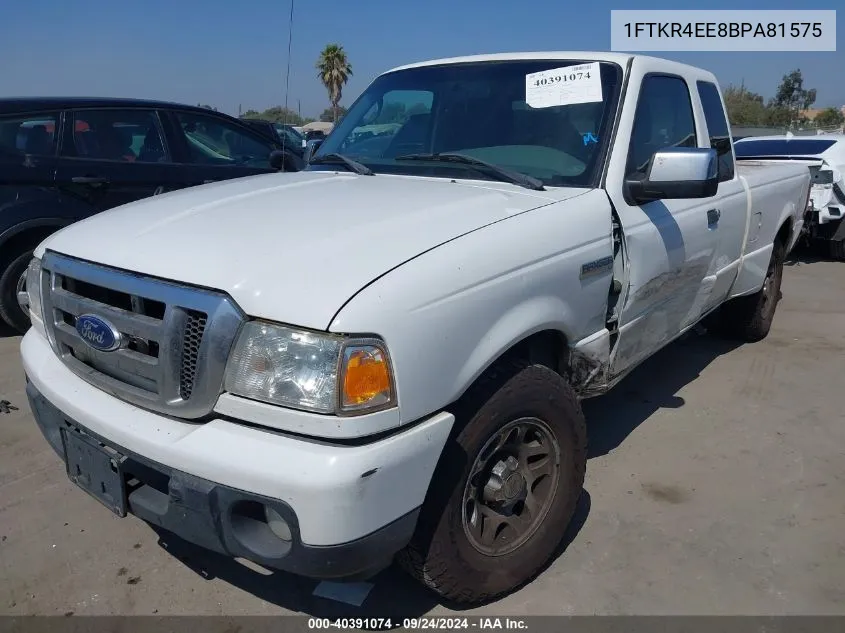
(281, 0, 294, 157)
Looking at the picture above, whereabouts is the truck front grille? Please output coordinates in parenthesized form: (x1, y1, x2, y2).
(179, 310, 208, 400)
(39, 251, 245, 419)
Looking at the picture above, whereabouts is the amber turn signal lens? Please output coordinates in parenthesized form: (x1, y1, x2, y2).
(341, 345, 393, 409)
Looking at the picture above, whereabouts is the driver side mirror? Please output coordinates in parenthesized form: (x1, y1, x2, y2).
(304, 139, 323, 164)
(625, 147, 718, 205)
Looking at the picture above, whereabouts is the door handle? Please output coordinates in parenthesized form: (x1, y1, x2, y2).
(71, 176, 109, 187)
(707, 208, 721, 225)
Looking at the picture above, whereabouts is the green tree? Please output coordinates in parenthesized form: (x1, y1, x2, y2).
(240, 107, 307, 126)
(769, 69, 817, 128)
(814, 107, 845, 128)
(320, 106, 347, 122)
(316, 44, 352, 123)
(723, 85, 767, 126)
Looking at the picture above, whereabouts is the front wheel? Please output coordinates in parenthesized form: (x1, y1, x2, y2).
(398, 361, 587, 604)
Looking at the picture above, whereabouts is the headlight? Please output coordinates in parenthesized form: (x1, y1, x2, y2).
(25, 257, 45, 333)
(223, 321, 395, 415)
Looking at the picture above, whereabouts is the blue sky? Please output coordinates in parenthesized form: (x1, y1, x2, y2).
(1, 0, 841, 118)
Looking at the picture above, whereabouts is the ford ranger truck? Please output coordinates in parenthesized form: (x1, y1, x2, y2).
(20, 52, 811, 604)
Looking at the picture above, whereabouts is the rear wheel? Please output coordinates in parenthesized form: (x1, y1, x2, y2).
(829, 239, 845, 261)
(398, 361, 587, 604)
(715, 239, 786, 342)
(0, 250, 33, 333)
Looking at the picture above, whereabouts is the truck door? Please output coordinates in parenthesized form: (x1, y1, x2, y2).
(694, 80, 747, 312)
(604, 71, 720, 378)
(55, 108, 183, 212)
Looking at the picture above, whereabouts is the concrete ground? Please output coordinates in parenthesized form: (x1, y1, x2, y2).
(1, 250, 843, 617)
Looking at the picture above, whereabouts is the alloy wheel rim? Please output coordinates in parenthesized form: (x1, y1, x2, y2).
(16, 270, 28, 313)
(461, 417, 561, 556)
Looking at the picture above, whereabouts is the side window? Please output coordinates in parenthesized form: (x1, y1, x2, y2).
(0, 113, 59, 157)
(174, 111, 274, 168)
(626, 75, 697, 178)
(697, 81, 735, 182)
(65, 109, 168, 163)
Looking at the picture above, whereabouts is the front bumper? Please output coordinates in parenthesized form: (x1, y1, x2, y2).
(21, 329, 454, 578)
(28, 381, 416, 579)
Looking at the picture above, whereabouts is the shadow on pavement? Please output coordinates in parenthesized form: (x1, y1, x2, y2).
(149, 490, 592, 619)
(145, 330, 739, 616)
(785, 242, 832, 266)
(583, 331, 741, 458)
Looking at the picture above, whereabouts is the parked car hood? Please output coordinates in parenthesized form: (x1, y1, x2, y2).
(38, 171, 586, 329)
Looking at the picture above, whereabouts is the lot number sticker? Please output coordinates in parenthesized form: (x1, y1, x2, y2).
(525, 62, 603, 108)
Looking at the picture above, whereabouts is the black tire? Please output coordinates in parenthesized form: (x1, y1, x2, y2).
(715, 239, 786, 342)
(0, 250, 33, 333)
(397, 360, 587, 604)
(829, 239, 845, 261)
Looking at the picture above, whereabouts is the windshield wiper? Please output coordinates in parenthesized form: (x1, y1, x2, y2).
(309, 152, 374, 176)
(394, 152, 545, 191)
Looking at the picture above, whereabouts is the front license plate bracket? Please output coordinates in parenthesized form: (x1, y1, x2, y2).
(61, 427, 128, 517)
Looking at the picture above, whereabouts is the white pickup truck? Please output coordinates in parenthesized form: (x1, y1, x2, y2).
(20, 52, 811, 603)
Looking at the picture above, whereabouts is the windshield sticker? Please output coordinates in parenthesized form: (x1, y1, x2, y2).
(583, 132, 599, 145)
(525, 62, 603, 109)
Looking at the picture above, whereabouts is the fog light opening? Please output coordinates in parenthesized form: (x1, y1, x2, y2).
(264, 506, 293, 542)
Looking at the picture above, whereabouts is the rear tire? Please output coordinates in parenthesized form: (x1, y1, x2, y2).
(397, 360, 587, 604)
(715, 239, 786, 342)
(829, 239, 845, 261)
(0, 250, 33, 333)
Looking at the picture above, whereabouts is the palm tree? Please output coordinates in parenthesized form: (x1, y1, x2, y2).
(316, 44, 352, 123)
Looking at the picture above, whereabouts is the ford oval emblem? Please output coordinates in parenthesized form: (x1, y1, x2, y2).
(75, 314, 122, 352)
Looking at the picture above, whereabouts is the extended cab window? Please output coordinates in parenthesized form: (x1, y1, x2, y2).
(697, 81, 735, 182)
(66, 109, 169, 163)
(626, 75, 697, 178)
(174, 111, 274, 168)
(0, 113, 59, 157)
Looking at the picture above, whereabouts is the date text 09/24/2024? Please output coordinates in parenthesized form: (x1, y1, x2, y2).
(307, 618, 528, 630)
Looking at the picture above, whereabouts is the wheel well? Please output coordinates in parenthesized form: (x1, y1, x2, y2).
(470, 330, 570, 386)
(0, 225, 62, 266)
(776, 219, 792, 248)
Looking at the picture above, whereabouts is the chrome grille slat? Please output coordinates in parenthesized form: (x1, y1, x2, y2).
(53, 323, 161, 381)
(51, 287, 163, 341)
(41, 251, 246, 419)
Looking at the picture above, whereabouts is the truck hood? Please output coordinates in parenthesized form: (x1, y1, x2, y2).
(39, 171, 586, 329)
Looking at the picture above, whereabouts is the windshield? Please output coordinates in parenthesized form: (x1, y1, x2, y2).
(311, 59, 623, 187)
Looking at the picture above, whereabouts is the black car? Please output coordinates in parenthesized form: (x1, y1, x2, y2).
(0, 97, 297, 333)
(241, 118, 305, 166)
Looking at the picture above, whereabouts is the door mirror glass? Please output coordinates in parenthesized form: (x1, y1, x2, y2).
(626, 147, 718, 204)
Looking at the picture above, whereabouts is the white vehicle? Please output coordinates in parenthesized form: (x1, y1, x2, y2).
(734, 134, 845, 260)
(20, 52, 811, 603)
